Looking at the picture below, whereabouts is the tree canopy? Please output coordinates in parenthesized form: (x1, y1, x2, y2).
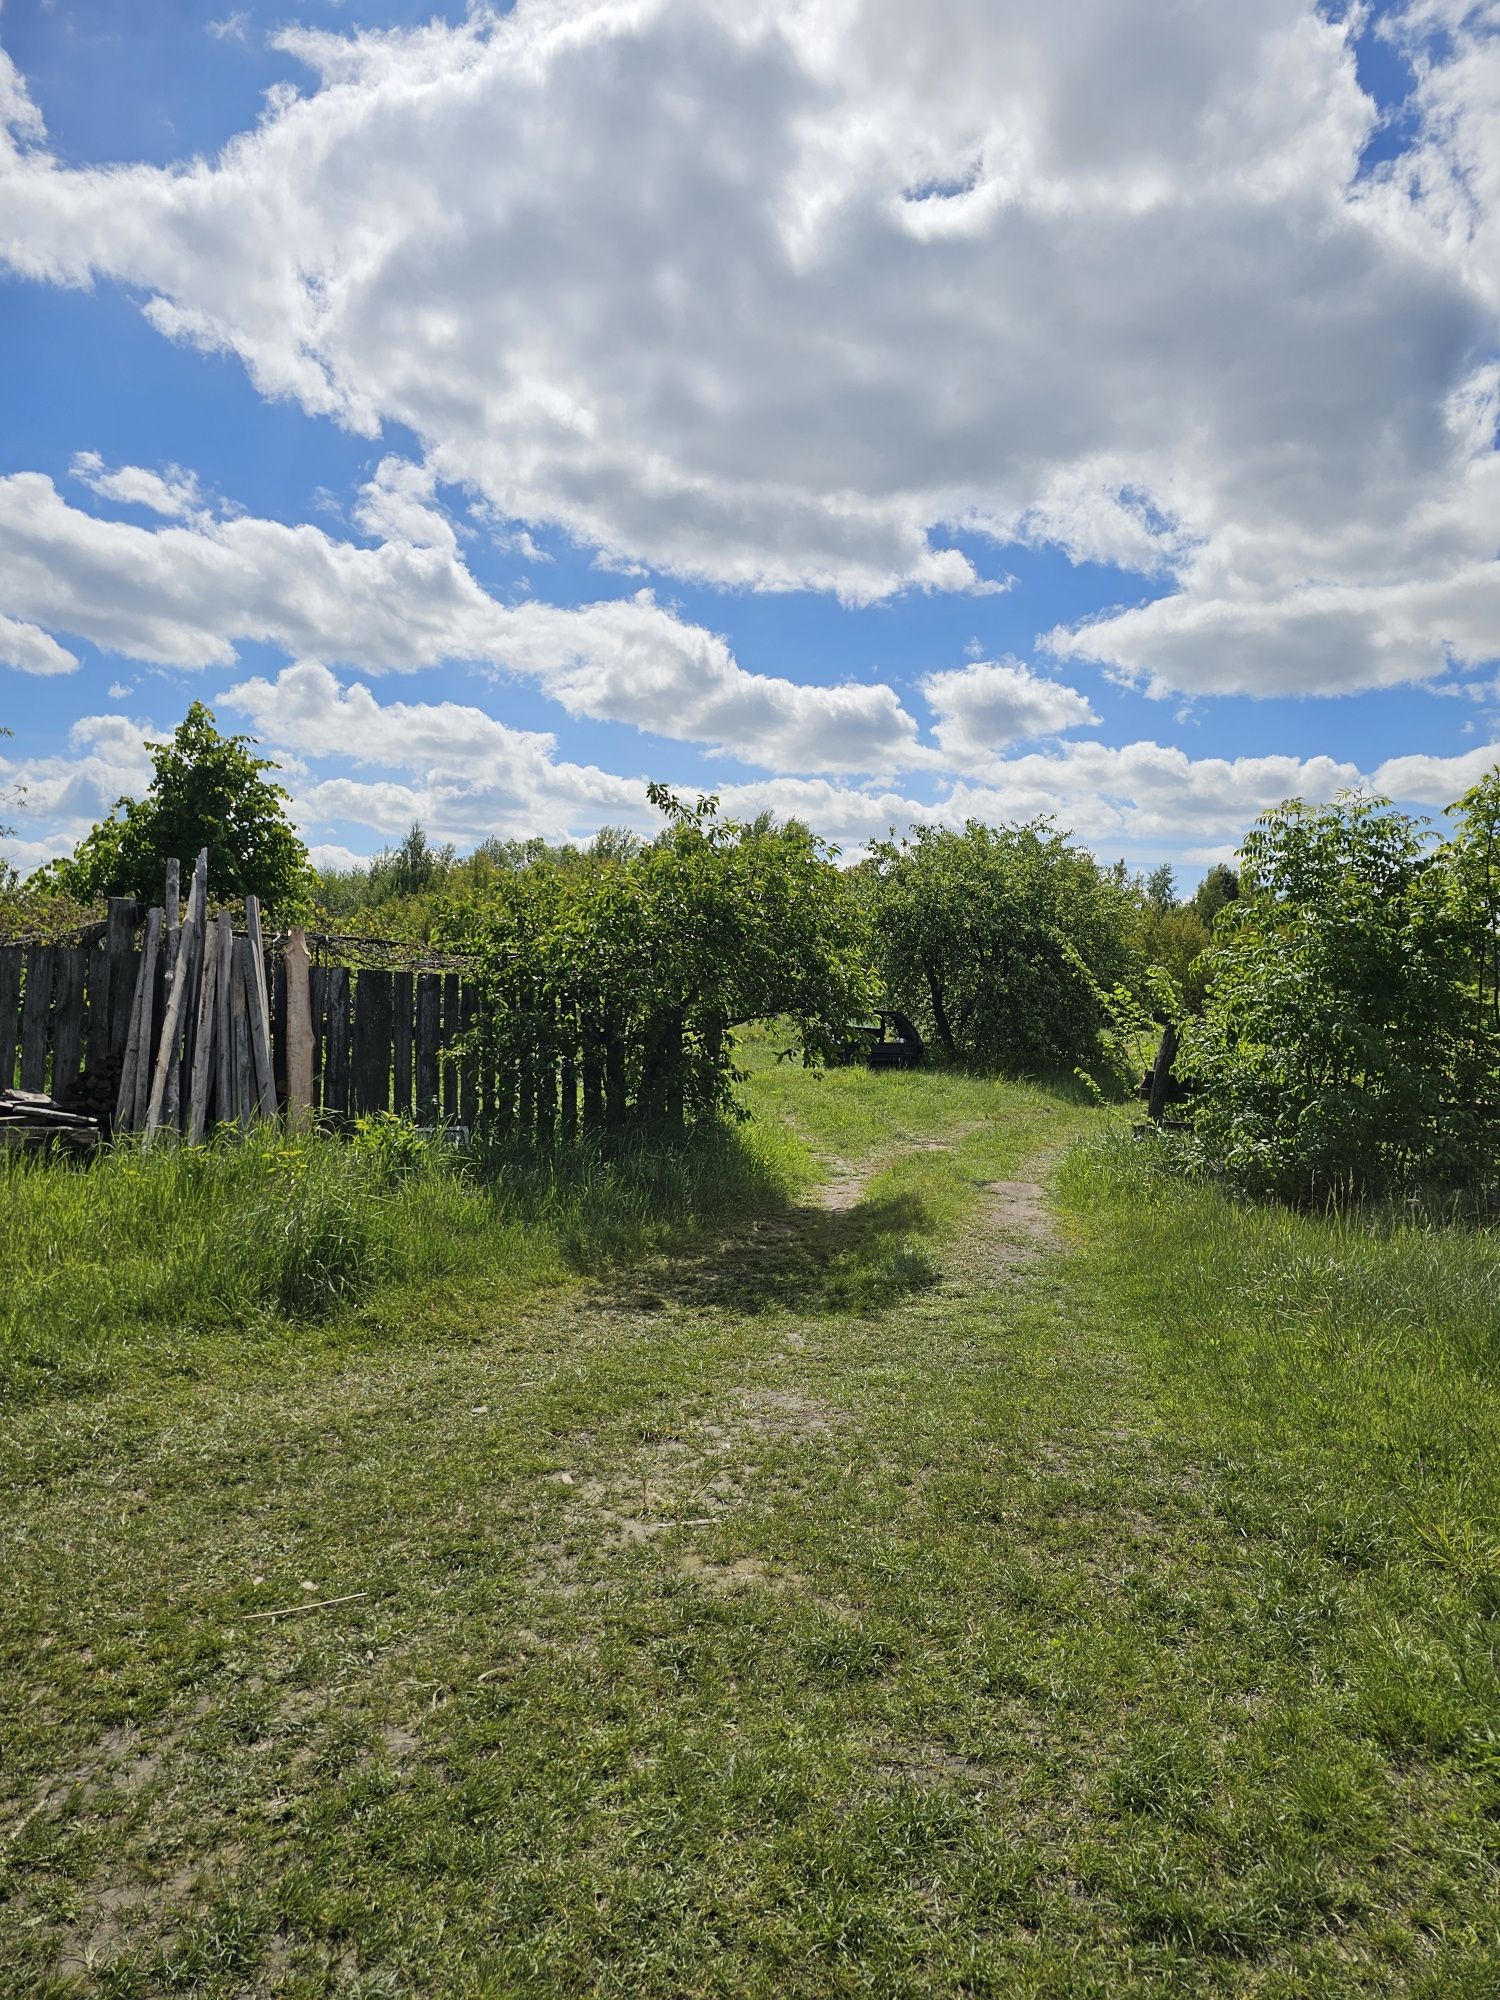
(50, 702, 310, 914)
(863, 819, 1141, 1076)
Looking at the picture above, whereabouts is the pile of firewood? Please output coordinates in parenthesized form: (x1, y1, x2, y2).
(0, 1087, 100, 1152)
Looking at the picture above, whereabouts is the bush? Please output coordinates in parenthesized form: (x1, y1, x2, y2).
(1181, 780, 1500, 1204)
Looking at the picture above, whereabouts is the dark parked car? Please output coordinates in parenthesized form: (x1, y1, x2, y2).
(839, 1009, 925, 1070)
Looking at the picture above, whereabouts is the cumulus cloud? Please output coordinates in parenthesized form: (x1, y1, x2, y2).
(0, 611, 76, 675)
(70, 450, 206, 522)
(921, 659, 1098, 765)
(220, 660, 646, 843)
(0, 466, 926, 774)
(1371, 740, 1500, 801)
(0, 0, 1494, 691)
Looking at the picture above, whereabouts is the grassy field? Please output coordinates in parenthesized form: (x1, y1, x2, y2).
(1, 1048, 1497, 1996)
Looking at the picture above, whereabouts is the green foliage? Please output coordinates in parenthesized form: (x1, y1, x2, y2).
(46, 701, 310, 914)
(1138, 902, 1212, 1012)
(457, 790, 870, 1135)
(864, 818, 1141, 1076)
(1144, 861, 1176, 914)
(1192, 861, 1240, 928)
(1182, 786, 1500, 1204)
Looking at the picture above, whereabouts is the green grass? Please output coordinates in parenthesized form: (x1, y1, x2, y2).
(1, 1056, 1497, 1995)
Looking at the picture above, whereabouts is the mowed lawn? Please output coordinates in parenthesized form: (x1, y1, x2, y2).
(2, 1049, 1498, 1998)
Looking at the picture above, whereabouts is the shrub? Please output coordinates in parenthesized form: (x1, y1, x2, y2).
(1181, 781, 1500, 1204)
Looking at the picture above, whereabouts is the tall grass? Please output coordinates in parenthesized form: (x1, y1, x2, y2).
(0, 1114, 803, 1405)
(1060, 1132, 1500, 1760)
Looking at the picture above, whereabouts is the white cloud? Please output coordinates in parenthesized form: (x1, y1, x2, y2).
(70, 450, 206, 522)
(921, 658, 1098, 765)
(206, 11, 251, 43)
(0, 466, 927, 774)
(1371, 741, 1500, 801)
(0, 0, 1493, 689)
(0, 611, 76, 675)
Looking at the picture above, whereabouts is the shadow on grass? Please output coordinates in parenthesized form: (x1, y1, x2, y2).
(614, 1188, 942, 1316)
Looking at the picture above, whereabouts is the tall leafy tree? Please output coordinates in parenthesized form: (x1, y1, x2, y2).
(57, 702, 310, 913)
(865, 819, 1141, 1073)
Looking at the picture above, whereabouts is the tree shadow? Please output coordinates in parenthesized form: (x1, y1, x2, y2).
(620, 1188, 941, 1316)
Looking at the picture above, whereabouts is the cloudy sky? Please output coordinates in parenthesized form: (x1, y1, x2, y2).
(1, 0, 1498, 883)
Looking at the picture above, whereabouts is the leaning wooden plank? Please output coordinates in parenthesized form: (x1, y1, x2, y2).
(0, 945, 21, 1094)
(284, 926, 313, 1134)
(242, 897, 276, 1119)
(214, 913, 234, 1129)
(158, 859, 181, 1122)
(174, 851, 210, 1130)
(186, 930, 221, 1144)
(19, 947, 55, 1094)
(146, 852, 208, 1141)
(116, 909, 163, 1131)
(50, 948, 87, 1104)
(230, 942, 255, 1130)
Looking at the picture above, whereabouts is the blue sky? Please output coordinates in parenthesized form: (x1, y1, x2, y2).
(2, 0, 1498, 887)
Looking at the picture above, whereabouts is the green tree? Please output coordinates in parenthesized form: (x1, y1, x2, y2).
(1144, 861, 1177, 914)
(1192, 862, 1240, 928)
(1182, 791, 1490, 1203)
(56, 702, 310, 913)
(866, 819, 1140, 1075)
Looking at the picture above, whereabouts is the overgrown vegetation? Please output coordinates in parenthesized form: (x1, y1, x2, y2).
(454, 788, 869, 1136)
(1181, 779, 1500, 1203)
(861, 817, 1142, 1075)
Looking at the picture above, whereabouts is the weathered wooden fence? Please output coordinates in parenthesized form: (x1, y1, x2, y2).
(0, 899, 489, 1131)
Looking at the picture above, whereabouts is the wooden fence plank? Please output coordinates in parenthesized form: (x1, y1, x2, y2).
(441, 974, 460, 1124)
(84, 945, 111, 1079)
(353, 969, 394, 1117)
(0, 945, 20, 1093)
(309, 966, 327, 1113)
(323, 966, 351, 1120)
(459, 980, 478, 1128)
(415, 973, 441, 1122)
(50, 948, 87, 1102)
(105, 898, 137, 1060)
(19, 947, 54, 1093)
(211, 914, 232, 1130)
(392, 971, 413, 1118)
(230, 943, 254, 1129)
(117, 910, 162, 1131)
(187, 935, 221, 1145)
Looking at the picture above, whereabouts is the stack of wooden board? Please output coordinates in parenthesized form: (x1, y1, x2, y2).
(0, 1087, 100, 1152)
(112, 852, 315, 1145)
